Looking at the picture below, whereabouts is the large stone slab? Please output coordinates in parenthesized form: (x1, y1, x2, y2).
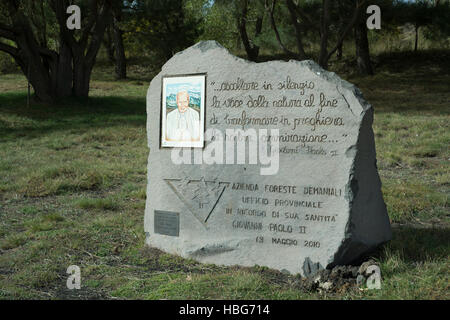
(144, 41, 391, 276)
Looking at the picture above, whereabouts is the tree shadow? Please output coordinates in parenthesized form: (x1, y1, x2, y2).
(0, 93, 148, 141)
(374, 50, 450, 75)
(373, 224, 450, 263)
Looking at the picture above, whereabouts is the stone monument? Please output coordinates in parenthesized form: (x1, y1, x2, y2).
(144, 41, 391, 276)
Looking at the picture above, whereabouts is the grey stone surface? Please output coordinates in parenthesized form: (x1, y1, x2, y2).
(144, 41, 391, 276)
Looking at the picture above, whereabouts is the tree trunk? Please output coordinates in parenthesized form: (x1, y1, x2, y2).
(318, 0, 331, 68)
(414, 24, 419, 52)
(235, 32, 242, 50)
(336, 0, 345, 60)
(11, 13, 55, 102)
(9, 30, 71, 103)
(112, 13, 127, 79)
(286, 0, 307, 60)
(72, 52, 95, 98)
(355, 19, 373, 75)
(337, 44, 343, 60)
(54, 41, 73, 98)
(237, 0, 260, 61)
(71, 3, 111, 97)
(104, 25, 116, 64)
(0, 0, 112, 102)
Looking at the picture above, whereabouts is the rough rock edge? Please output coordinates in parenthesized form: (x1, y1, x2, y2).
(330, 110, 391, 269)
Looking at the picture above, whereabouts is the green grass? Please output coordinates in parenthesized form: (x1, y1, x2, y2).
(76, 198, 120, 211)
(0, 51, 448, 299)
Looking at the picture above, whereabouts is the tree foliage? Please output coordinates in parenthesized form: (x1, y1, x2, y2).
(123, 0, 201, 62)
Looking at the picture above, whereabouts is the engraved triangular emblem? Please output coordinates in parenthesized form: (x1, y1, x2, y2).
(164, 177, 229, 227)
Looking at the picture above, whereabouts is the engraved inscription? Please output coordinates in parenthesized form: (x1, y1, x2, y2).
(225, 182, 341, 248)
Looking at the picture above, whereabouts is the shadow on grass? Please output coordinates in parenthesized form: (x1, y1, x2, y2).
(374, 50, 450, 75)
(380, 225, 450, 263)
(0, 92, 147, 141)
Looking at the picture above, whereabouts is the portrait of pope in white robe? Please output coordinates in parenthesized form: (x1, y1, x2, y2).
(166, 90, 200, 142)
(161, 74, 205, 148)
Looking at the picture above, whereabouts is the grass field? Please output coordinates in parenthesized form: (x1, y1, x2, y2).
(0, 50, 449, 299)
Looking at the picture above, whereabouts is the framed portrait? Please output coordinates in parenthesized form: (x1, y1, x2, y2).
(161, 74, 206, 148)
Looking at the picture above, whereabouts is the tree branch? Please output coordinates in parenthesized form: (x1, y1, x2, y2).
(0, 22, 14, 33)
(0, 41, 19, 57)
(286, 0, 307, 59)
(80, 0, 100, 51)
(326, 0, 366, 62)
(85, 2, 111, 65)
(38, 47, 58, 58)
(266, 0, 298, 58)
(5, 0, 19, 12)
(0, 28, 15, 41)
(293, 1, 321, 34)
